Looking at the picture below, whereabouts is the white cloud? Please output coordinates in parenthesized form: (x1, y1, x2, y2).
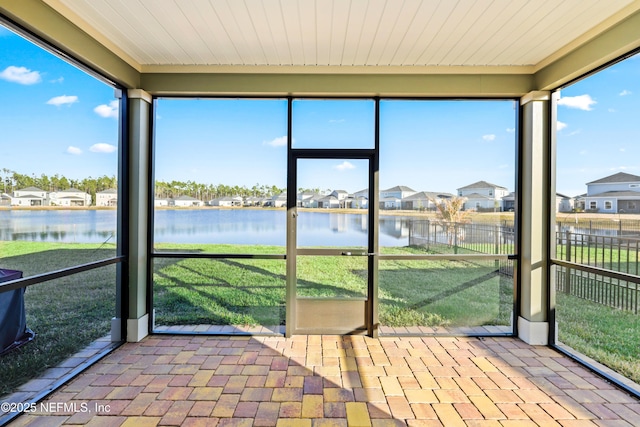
(619, 89, 632, 96)
(46, 95, 78, 107)
(329, 119, 345, 123)
(568, 129, 582, 136)
(94, 100, 119, 118)
(506, 128, 515, 133)
(0, 66, 42, 85)
(263, 136, 287, 147)
(482, 134, 496, 141)
(90, 143, 117, 153)
(556, 121, 568, 131)
(557, 94, 596, 111)
(620, 148, 626, 152)
(66, 146, 82, 155)
(334, 161, 355, 171)
(608, 108, 616, 113)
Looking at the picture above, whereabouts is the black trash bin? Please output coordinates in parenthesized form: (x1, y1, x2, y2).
(0, 269, 35, 355)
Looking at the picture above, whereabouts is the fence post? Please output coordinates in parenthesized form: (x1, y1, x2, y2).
(453, 223, 458, 254)
(494, 224, 500, 269)
(565, 230, 572, 294)
(426, 220, 430, 250)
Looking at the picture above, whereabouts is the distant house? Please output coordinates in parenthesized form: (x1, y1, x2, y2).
(401, 191, 453, 211)
(171, 195, 204, 207)
(380, 186, 416, 210)
(556, 193, 574, 213)
(502, 192, 516, 212)
(329, 190, 350, 208)
(350, 189, 368, 209)
(381, 185, 416, 200)
(318, 194, 340, 209)
(584, 172, 640, 213)
(457, 181, 509, 211)
(244, 196, 265, 206)
(49, 188, 91, 207)
(96, 189, 118, 207)
(503, 191, 574, 213)
(380, 196, 402, 210)
(266, 192, 287, 208)
(154, 198, 170, 207)
(210, 196, 242, 207)
(299, 193, 322, 208)
(297, 191, 316, 207)
(11, 186, 48, 206)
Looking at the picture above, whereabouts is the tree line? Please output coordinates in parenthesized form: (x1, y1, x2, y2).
(1, 168, 286, 203)
(1, 168, 117, 203)
(154, 180, 285, 201)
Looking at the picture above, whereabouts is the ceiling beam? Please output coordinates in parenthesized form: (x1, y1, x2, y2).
(141, 72, 534, 98)
(535, 8, 640, 90)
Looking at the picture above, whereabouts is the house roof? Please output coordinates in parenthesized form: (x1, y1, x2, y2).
(402, 191, 453, 201)
(174, 195, 201, 201)
(382, 186, 416, 193)
(17, 186, 44, 192)
(586, 172, 640, 185)
(587, 191, 640, 198)
(458, 181, 507, 191)
(97, 189, 118, 194)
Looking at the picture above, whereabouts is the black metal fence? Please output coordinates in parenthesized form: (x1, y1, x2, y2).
(408, 220, 515, 275)
(556, 230, 640, 313)
(557, 217, 640, 237)
(408, 219, 640, 313)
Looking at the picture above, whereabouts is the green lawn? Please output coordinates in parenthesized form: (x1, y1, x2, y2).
(152, 244, 513, 329)
(0, 243, 116, 397)
(557, 292, 640, 383)
(1, 240, 638, 397)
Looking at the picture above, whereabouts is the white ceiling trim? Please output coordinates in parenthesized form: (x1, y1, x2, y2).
(533, 0, 640, 71)
(44, 0, 142, 72)
(139, 64, 536, 75)
(42, 0, 640, 74)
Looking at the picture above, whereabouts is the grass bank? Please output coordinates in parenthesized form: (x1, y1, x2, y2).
(0, 242, 116, 397)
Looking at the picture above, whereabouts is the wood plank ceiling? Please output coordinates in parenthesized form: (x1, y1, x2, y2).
(45, 0, 639, 71)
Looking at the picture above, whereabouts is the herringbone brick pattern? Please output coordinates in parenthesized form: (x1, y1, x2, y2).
(9, 336, 640, 426)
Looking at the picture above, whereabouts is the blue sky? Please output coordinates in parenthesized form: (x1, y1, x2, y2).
(0, 25, 118, 182)
(1, 24, 638, 197)
(556, 53, 640, 197)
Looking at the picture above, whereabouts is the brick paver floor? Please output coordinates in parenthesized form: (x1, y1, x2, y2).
(7, 335, 640, 426)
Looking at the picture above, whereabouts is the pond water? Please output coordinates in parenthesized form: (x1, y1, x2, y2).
(0, 209, 414, 247)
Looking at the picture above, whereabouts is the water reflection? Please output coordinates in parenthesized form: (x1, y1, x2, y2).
(0, 209, 414, 247)
(0, 209, 117, 244)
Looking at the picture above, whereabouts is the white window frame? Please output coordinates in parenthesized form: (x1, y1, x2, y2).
(604, 200, 612, 210)
(589, 201, 597, 210)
